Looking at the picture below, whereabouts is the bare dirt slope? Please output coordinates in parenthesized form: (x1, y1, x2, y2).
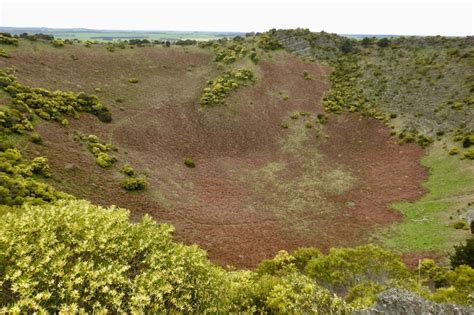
(1, 43, 428, 267)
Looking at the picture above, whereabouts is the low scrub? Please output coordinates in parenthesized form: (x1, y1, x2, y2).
(0, 68, 112, 124)
(51, 39, 65, 47)
(184, 158, 196, 168)
(257, 33, 283, 50)
(121, 176, 147, 191)
(121, 163, 135, 176)
(200, 69, 255, 106)
(76, 133, 117, 168)
(0, 34, 18, 46)
(213, 42, 247, 64)
(0, 148, 69, 206)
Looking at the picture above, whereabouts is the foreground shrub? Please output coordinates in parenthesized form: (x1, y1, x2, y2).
(430, 265, 474, 306)
(305, 245, 412, 297)
(253, 245, 418, 308)
(0, 200, 225, 313)
(226, 271, 351, 314)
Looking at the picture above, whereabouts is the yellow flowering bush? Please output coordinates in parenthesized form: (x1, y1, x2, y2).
(0, 200, 226, 313)
(200, 68, 255, 106)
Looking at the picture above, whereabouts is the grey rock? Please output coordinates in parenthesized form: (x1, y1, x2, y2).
(466, 210, 474, 226)
(64, 163, 78, 172)
(352, 288, 474, 315)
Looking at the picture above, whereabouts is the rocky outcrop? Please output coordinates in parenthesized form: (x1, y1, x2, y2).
(466, 210, 474, 233)
(353, 288, 474, 315)
(272, 32, 313, 58)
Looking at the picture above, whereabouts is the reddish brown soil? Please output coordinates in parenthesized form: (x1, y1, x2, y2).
(402, 252, 444, 269)
(2, 44, 428, 268)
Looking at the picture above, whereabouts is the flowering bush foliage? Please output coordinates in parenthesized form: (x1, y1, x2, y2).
(0, 148, 69, 206)
(0, 68, 112, 124)
(200, 68, 255, 106)
(213, 43, 247, 64)
(76, 133, 117, 168)
(0, 200, 225, 313)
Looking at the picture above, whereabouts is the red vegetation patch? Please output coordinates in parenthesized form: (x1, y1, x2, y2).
(402, 252, 444, 269)
(4, 45, 428, 267)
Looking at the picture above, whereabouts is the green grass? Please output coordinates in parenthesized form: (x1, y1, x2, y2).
(379, 144, 474, 253)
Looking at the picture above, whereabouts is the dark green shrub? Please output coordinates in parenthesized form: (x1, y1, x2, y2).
(184, 158, 196, 168)
(361, 37, 372, 47)
(462, 135, 474, 148)
(317, 114, 328, 124)
(417, 135, 433, 147)
(29, 133, 43, 144)
(450, 239, 474, 268)
(340, 39, 354, 54)
(453, 221, 467, 229)
(377, 38, 390, 48)
(249, 50, 259, 64)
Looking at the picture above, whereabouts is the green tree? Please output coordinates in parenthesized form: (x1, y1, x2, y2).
(340, 39, 354, 54)
(377, 38, 390, 48)
(450, 238, 474, 268)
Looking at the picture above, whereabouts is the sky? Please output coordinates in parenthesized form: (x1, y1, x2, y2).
(0, 0, 472, 36)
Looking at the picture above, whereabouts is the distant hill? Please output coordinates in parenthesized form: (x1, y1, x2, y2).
(0, 26, 244, 41)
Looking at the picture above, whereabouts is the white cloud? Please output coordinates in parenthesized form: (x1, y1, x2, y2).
(0, 0, 472, 35)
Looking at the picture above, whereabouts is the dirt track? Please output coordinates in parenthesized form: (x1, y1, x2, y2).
(3, 44, 428, 267)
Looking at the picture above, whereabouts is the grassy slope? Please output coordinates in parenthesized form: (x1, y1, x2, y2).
(379, 143, 474, 253)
